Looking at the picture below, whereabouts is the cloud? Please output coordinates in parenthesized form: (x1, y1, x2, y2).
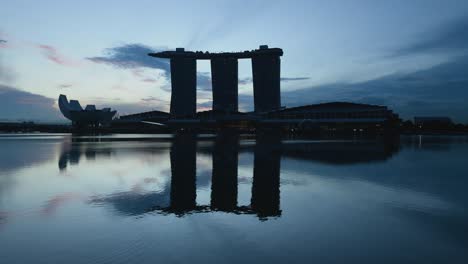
(280, 77, 310, 82)
(37, 44, 75, 66)
(0, 40, 15, 83)
(0, 62, 15, 83)
(280, 55, 468, 122)
(87, 43, 170, 72)
(141, 78, 157, 83)
(58, 84, 72, 89)
(197, 101, 212, 111)
(196, 72, 212, 91)
(238, 77, 310, 85)
(392, 16, 468, 57)
(88, 43, 215, 91)
(140, 96, 167, 103)
(0, 85, 63, 122)
(186, 1, 277, 48)
(88, 44, 308, 93)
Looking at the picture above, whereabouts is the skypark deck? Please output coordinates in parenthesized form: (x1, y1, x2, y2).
(148, 45, 283, 59)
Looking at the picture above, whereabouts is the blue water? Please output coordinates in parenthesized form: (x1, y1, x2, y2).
(0, 134, 467, 263)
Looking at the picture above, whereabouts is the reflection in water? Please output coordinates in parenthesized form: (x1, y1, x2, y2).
(3, 134, 468, 263)
(155, 131, 282, 219)
(0, 136, 59, 173)
(252, 131, 281, 218)
(211, 132, 239, 211)
(281, 136, 400, 165)
(58, 137, 112, 171)
(169, 133, 197, 213)
(62, 133, 403, 220)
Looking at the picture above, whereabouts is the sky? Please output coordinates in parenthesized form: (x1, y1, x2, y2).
(1, 0, 468, 122)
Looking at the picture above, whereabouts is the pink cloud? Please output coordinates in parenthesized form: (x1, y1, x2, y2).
(132, 68, 144, 78)
(37, 44, 76, 66)
(0, 41, 7, 49)
(0, 36, 9, 48)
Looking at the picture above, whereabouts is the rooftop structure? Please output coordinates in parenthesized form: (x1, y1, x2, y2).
(117, 101, 399, 133)
(118, 110, 169, 122)
(263, 102, 398, 122)
(148, 45, 283, 60)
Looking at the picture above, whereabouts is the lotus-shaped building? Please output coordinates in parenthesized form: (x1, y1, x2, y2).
(58, 94, 116, 126)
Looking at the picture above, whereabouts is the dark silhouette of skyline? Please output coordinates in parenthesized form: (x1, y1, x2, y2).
(149, 45, 283, 117)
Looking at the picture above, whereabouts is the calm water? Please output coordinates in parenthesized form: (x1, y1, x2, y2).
(0, 133, 467, 263)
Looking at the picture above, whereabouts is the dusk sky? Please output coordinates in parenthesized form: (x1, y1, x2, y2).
(1, 0, 468, 122)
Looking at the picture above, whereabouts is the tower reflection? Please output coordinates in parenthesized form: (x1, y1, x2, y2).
(252, 131, 281, 218)
(159, 131, 281, 219)
(211, 131, 239, 211)
(169, 133, 197, 213)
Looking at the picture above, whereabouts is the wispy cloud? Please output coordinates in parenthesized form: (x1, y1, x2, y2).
(142, 78, 157, 83)
(88, 43, 214, 90)
(0, 58, 15, 84)
(140, 96, 167, 103)
(37, 44, 76, 66)
(58, 84, 72, 89)
(186, 1, 277, 48)
(391, 16, 468, 57)
(0, 84, 63, 122)
(281, 77, 310, 82)
(280, 55, 468, 122)
(0, 39, 14, 83)
(238, 77, 310, 85)
(197, 72, 212, 91)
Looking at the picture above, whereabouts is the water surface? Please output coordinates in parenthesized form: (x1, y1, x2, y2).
(0, 134, 467, 263)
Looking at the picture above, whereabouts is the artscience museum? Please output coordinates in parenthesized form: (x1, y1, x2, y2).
(58, 94, 116, 127)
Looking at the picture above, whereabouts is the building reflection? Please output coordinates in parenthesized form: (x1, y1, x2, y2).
(157, 131, 281, 220)
(211, 132, 239, 211)
(169, 133, 197, 213)
(81, 133, 401, 220)
(58, 137, 112, 171)
(252, 131, 282, 217)
(280, 136, 400, 165)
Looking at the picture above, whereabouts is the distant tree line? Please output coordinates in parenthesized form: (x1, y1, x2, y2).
(400, 119, 468, 134)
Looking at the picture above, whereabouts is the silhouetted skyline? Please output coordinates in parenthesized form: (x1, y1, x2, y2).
(1, 1, 468, 122)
